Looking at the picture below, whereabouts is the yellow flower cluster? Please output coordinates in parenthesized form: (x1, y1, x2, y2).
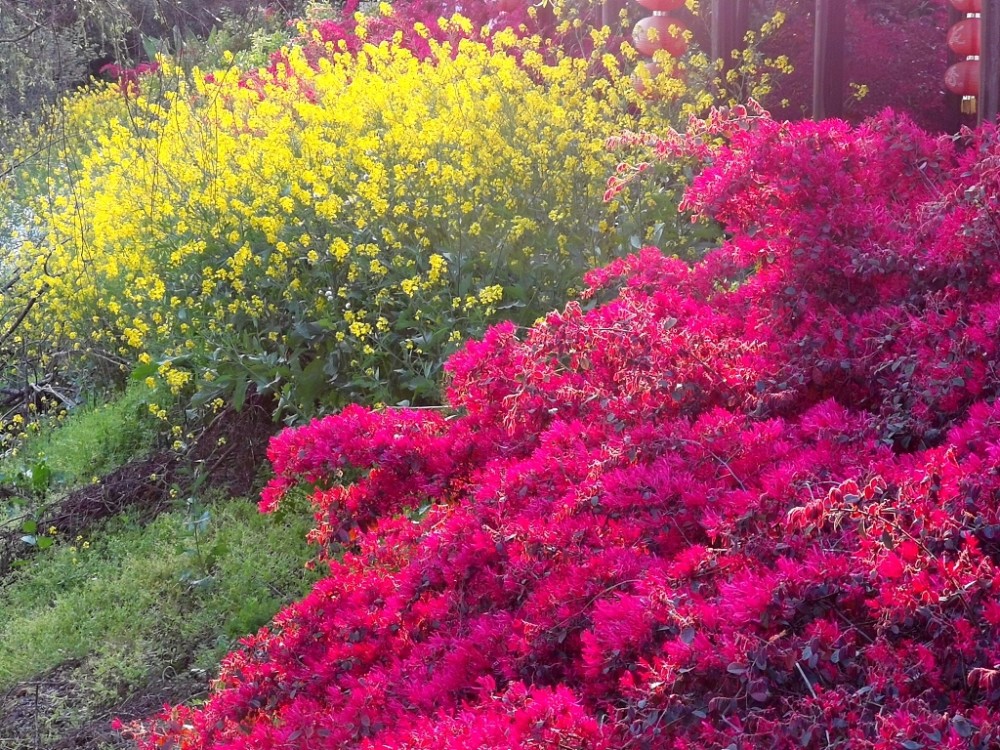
(721, 11, 794, 104)
(4, 18, 718, 412)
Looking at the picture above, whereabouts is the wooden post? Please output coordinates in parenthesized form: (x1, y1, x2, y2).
(711, 0, 750, 68)
(812, 0, 846, 119)
(982, 0, 1000, 124)
(737, 0, 749, 46)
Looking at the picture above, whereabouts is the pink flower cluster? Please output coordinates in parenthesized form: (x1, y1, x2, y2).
(100, 61, 161, 94)
(127, 109, 1000, 749)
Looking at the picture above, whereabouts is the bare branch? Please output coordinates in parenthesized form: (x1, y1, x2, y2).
(0, 21, 43, 45)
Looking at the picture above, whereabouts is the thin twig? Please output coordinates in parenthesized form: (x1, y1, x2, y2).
(795, 661, 818, 700)
(0, 21, 42, 46)
(30, 382, 76, 409)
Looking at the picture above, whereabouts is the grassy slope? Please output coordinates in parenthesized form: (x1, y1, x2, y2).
(0, 390, 319, 747)
(0, 499, 317, 693)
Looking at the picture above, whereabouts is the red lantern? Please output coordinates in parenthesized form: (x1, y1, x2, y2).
(632, 16, 689, 58)
(949, 0, 982, 11)
(944, 59, 980, 96)
(635, 0, 686, 10)
(947, 18, 980, 57)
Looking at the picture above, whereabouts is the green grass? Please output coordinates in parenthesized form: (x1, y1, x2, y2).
(0, 385, 164, 490)
(0, 496, 318, 704)
(0, 383, 319, 745)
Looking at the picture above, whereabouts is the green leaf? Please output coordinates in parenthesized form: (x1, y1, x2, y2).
(188, 575, 216, 591)
(232, 377, 249, 412)
(296, 357, 328, 407)
(29, 461, 51, 495)
(497, 300, 526, 311)
(195, 509, 211, 532)
(21, 519, 37, 535)
(36, 536, 53, 550)
(141, 34, 161, 63)
(404, 375, 437, 399)
(293, 321, 321, 342)
(130, 361, 158, 382)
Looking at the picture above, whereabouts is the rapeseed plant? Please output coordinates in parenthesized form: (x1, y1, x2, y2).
(8, 19, 700, 418)
(4, 1, 791, 421)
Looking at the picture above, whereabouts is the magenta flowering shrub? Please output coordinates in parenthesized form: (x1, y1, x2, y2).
(99, 60, 161, 93)
(128, 110, 1000, 749)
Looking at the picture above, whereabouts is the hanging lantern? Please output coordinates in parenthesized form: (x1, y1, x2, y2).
(944, 59, 980, 96)
(948, 0, 982, 11)
(632, 15, 689, 58)
(947, 17, 981, 57)
(944, 0, 981, 109)
(635, 0, 686, 10)
(630, 0, 686, 96)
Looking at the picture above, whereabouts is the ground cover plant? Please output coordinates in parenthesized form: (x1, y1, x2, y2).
(0, 378, 317, 748)
(0, 497, 317, 748)
(123, 106, 1000, 749)
(0, 499, 314, 692)
(0, 385, 160, 485)
(0, 386, 165, 574)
